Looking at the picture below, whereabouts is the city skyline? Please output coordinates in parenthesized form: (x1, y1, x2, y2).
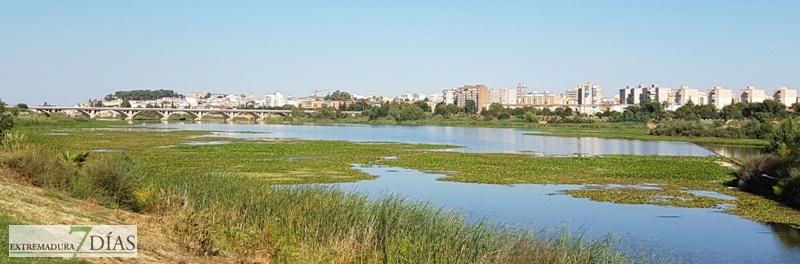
(2, 1, 799, 105)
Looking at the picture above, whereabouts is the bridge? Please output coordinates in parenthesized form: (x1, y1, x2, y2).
(27, 106, 362, 121)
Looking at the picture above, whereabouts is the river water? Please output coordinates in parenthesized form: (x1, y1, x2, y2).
(146, 123, 799, 263)
(148, 123, 716, 156)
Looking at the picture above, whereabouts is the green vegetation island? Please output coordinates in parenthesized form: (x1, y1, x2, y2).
(1, 98, 800, 263)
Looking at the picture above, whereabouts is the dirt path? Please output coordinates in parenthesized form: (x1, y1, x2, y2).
(0, 171, 234, 264)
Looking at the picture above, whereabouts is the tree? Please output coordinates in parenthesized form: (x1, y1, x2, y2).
(766, 117, 800, 160)
(291, 106, 307, 118)
(0, 100, 14, 139)
(482, 103, 510, 119)
(388, 104, 425, 121)
(612, 101, 666, 122)
(15, 103, 27, 109)
(324, 90, 352, 101)
(112, 89, 181, 100)
(464, 100, 478, 115)
(434, 102, 449, 116)
(121, 99, 132, 108)
(721, 103, 746, 120)
(314, 106, 341, 119)
(346, 100, 372, 111)
(523, 111, 539, 123)
(413, 101, 431, 113)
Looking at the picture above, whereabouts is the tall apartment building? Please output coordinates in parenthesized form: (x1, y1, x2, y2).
(516, 83, 527, 105)
(488, 87, 518, 105)
(264, 92, 287, 107)
(648, 84, 671, 104)
(563, 88, 579, 105)
(772, 86, 798, 105)
(620, 84, 670, 105)
(525, 91, 559, 105)
(620, 85, 644, 105)
(674, 86, 705, 106)
(442, 89, 456, 105)
(739, 86, 767, 103)
(707, 86, 734, 109)
(427, 93, 444, 104)
(576, 82, 603, 106)
(454, 84, 489, 109)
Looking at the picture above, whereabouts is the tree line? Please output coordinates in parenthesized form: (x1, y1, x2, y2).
(105, 89, 183, 101)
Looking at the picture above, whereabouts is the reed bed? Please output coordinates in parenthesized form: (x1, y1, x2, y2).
(156, 172, 633, 263)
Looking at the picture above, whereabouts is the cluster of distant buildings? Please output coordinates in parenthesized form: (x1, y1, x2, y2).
(440, 82, 607, 113)
(83, 83, 799, 115)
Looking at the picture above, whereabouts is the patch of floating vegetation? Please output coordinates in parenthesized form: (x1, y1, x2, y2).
(582, 184, 662, 191)
(180, 141, 231, 146)
(565, 188, 731, 209)
(191, 131, 273, 140)
(683, 190, 737, 200)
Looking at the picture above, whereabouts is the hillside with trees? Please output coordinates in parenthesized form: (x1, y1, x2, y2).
(104, 89, 183, 101)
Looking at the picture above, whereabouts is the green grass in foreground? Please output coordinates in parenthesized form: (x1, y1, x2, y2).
(0, 215, 89, 264)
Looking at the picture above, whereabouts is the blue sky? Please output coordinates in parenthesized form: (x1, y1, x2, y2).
(1, 0, 798, 105)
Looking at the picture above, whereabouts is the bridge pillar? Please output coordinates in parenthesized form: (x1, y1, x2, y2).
(159, 111, 171, 121)
(118, 110, 138, 121)
(224, 112, 236, 123)
(254, 113, 267, 122)
(193, 112, 205, 122)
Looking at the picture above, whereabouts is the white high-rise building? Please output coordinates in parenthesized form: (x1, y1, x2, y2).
(772, 86, 798, 105)
(620, 84, 670, 105)
(264, 92, 287, 108)
(674, 86, 704, 106)
(739, 86, 767, 103)
(707, 86, 734, 109)
(488, 87, 518, 105)
(516, 83, 528, 105)
(442, 89, 456, 105)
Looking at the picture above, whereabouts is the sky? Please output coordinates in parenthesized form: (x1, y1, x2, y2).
(1, 0, 799, 105)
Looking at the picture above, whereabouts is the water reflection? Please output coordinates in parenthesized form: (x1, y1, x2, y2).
(698, 144, 764, 160)
(765, 222, 800, 249)
(145, 123, 717, 156)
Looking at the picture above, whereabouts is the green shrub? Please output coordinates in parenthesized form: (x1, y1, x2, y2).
(0, 147, 71, 188)
(1, 148, 142, 212)
(737, 154, 793, 197)
(74, 154, 143, 211)
(774, 169, 800, 207)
